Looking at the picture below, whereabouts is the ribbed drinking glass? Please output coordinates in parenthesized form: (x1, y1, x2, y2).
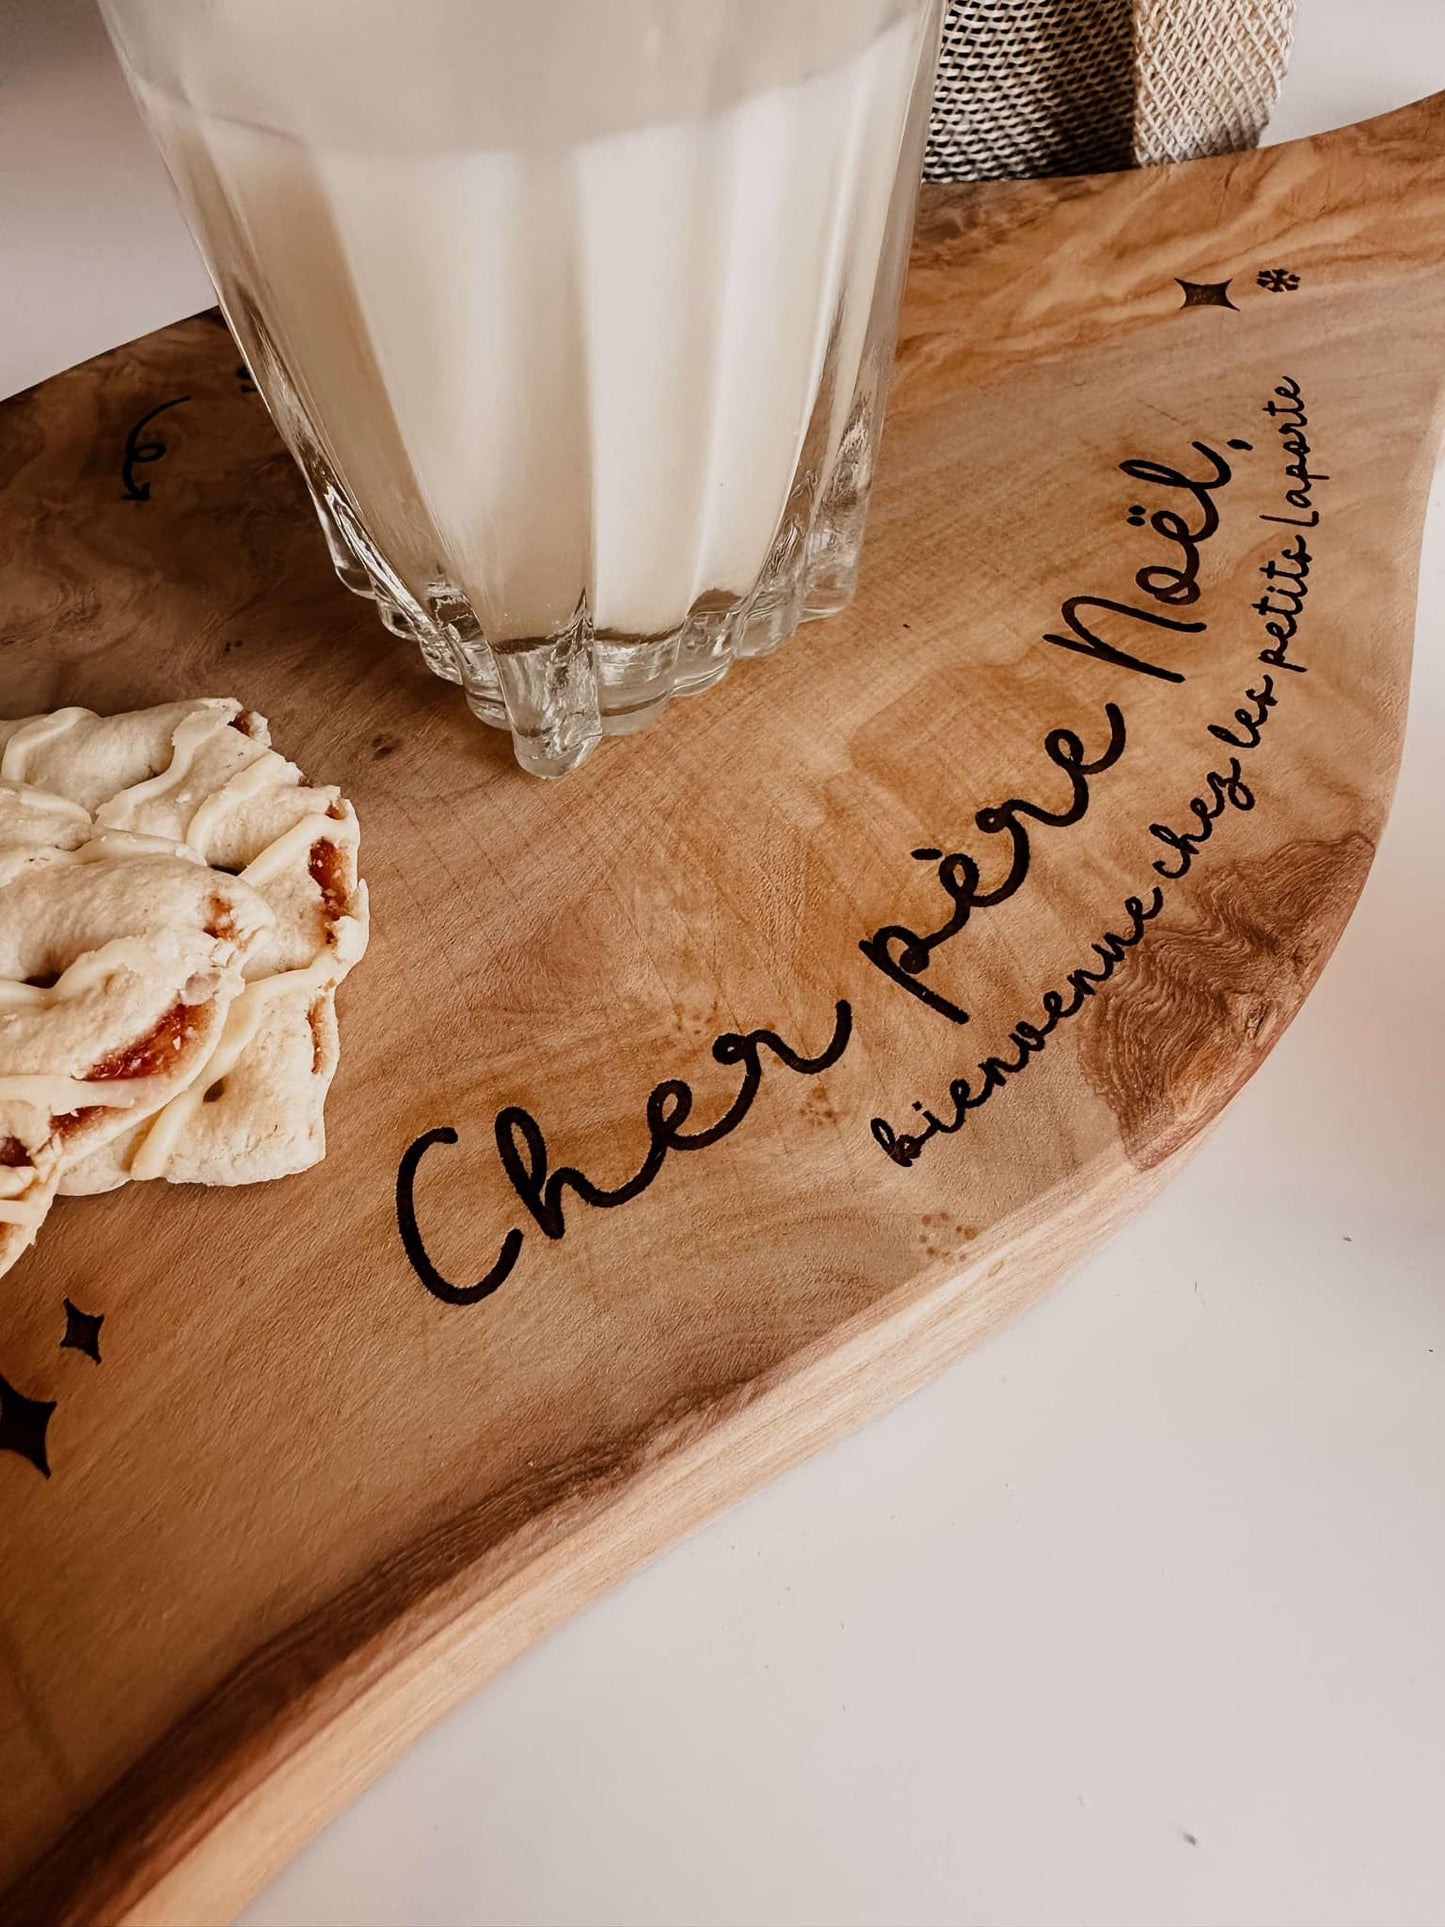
(101, 0, 945, 775)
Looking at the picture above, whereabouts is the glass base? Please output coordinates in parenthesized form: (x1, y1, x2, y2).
(223, 231, 900, 780)
(342, 519, 867, 780)
(284, 337, 891, 778)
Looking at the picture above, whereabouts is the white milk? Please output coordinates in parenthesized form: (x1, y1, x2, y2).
(110, 1, 930, 645)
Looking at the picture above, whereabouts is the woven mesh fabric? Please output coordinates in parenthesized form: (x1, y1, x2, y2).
(924, 0, 1296, 182)
(1133, 0, 1294, 164)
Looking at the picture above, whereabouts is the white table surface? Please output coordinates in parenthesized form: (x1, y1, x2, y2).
(3, 5, 1443, 1923)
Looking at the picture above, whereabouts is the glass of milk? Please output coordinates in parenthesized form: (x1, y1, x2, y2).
(101, 0, 945, 775)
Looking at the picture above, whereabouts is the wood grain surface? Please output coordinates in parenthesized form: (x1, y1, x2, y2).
(2, 91, 1443, 1926)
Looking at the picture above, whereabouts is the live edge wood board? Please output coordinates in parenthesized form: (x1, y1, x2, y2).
(2, 93, 1443, 1926)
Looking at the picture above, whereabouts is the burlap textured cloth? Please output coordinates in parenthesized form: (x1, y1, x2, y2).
(925, 0, 1296, 180)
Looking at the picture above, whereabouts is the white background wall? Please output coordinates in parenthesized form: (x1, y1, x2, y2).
(2, 4, 1443, 1924)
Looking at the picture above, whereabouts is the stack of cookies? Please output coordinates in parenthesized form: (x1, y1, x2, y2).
(0, 699, 368, 1280)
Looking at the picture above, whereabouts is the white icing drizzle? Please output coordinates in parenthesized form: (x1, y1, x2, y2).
(0, 937, 161, 1011)
(0, 708, 95, 784)
(0, 1072, 153, 1113)
(184, 747, 292, 858)
(78, 829, 205, 864)
(95, 702, 238, 828)
(0, 1145, 48, 1225)
(0, 778, 91, 821)
(240, 806, 356, 889)
(129, 951, 340, 1180)
(22, 830, 206, 873)
(0, 1194, 49, 1227)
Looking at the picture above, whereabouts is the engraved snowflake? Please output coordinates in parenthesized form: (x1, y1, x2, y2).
(1257, 267, 1301, 294)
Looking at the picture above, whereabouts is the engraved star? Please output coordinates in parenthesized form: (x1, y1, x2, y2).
(60, 1298, 104, 1364)
(1176, 278, 1237, 311)
(0, 1373, 56, 1477)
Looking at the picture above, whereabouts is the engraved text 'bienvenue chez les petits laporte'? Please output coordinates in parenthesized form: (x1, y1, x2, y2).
(869, 378, 1323, 1167)
(398, 387, 1321, 1300)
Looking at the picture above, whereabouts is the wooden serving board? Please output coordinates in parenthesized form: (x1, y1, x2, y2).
(3, 93, 1444, 1926)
